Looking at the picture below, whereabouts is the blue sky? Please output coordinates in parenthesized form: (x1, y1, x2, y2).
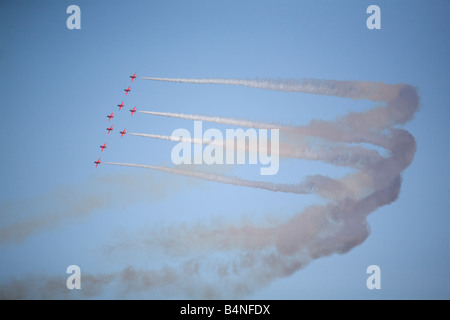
(0, 0, 449, 299)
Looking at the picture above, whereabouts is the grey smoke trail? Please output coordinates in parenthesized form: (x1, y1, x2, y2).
(0, 257, 297, 299)
(0, 173, 183, 244)
(104, 161, 343, 197)
(0, 273, 115, 300)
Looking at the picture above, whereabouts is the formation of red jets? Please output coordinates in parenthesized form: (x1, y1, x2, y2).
(95, 73, 137, 168)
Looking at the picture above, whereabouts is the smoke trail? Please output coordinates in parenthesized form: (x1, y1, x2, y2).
(140, 77, 417, 149)
(138, 110, 280, 130)
(104, 161, 346, 198)
(129, 132, 211, 145)
(0, 172, 186, 244)
(139, 86, 414, 148)
(130, 130, 384, 170)
(104, 77, 418, 298)
(0, 256, 299, 299)
(1, 76, 419, 299)
(140, 77, 403, 102)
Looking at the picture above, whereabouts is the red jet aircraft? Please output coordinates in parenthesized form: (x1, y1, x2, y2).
(130, 73, 137, 82)
(130, 106, 136, 116)
(120, 128, 127, 138)
(94, 158, 101, 167)
(107, 112, 114, 121)
(117, 101, 124, 110)
(124, 86, 131, 95)
(107, 125, 113, 134)
(100, 142, 107, 152)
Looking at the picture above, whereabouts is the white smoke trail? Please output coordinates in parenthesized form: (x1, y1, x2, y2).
(140, 77, 403, 102)
(130, 131, 384, 170)
(138, 110, 280, 130)
(138, 108, 400, 148)
(129, 132, 212, 145)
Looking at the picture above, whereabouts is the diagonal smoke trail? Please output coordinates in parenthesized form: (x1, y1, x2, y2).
(0, 173, 182, 244)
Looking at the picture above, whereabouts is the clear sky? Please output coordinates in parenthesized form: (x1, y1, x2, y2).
(0, 0, 449, 299)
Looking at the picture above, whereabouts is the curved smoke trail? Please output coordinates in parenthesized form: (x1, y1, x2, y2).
(102, 77, 418, 297)
(1, 77, 419, 299)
